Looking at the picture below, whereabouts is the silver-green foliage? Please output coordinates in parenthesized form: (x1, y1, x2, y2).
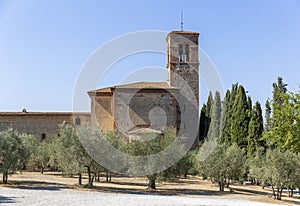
(249, 148, 300, 200)
(199, 143, 245, 191)
(0, 129, 37, 183)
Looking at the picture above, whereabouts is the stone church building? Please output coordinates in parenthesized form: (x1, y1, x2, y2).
(0, 30, 199, 142)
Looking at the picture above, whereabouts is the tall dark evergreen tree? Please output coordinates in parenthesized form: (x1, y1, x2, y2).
(206, 92, 213, 118)
(199, 92, 214, 142)
(247, 101, 265, 156)
(263, 77, 288, 149)
(220, 84, 238, 145)
(264, 99, 271, 132)
(247, 96, 252, 118)
(247, 96, 252, 112)
(207, 91, 221, 141)
(231, 85, 250, 149)
(219, 90, 230, 143)
(271, 77, 288, 129)
(199, 104, 207, 142)
(203, 92, 213, 139)
(272, 77, 287, 107)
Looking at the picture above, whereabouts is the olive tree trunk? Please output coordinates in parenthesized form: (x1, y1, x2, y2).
(2, 172, 8, 184)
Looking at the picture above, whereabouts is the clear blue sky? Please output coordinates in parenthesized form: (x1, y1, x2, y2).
(0, 0, 300, 112)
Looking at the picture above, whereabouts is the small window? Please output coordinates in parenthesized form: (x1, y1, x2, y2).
(75, 117, 81, 125)
(41, 133, 46, 141)
(178, 44, 183, 62)
(185, 44, 189, 62)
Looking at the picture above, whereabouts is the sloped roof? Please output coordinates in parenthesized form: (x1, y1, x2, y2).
(88, 82, 178, 94)
(0, 112, 91, 116)
(169, 30, 199, 35)
(127, 127, 162, 135)
(127, 126, 162, 141)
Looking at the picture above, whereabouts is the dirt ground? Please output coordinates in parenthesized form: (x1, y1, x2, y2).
(2, 171, 300, 206)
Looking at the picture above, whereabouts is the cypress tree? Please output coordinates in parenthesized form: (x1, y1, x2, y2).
(247, 96, 252, 112)
(203, 92, 213, 139)
(271, 77, 288, 129)
(220, 84, 238, 145)
(247, 96, 252, 118)
(206, 92, 213, 118)
(199, 104, 207, 142)
(207, 91, 221, 141)
(247, 101, 264, 156)
(264, 77, 288, 149)
(272, 77, 287, 107)
(264, 99, 271, 132)
(231, 85, 249, 149)
(219, 90, 230, 143)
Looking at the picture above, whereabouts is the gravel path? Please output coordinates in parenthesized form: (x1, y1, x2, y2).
(0, 186, 281, 206)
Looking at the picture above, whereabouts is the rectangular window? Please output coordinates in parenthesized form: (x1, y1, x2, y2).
(41, 133, 46, 141)
(178, 44, 183, 62)
(185, 44, 189, 62)
(75, 117, 81, 125)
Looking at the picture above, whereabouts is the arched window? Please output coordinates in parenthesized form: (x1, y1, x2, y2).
(185, 44, 189, 62)
(178, 44, 183, 62)
(178, 44, 189, 62)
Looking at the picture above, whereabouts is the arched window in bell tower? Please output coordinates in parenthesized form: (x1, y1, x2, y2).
(178, 44, 183, 62)
(178, 44, 190, 62)
(185, 44, 189, 62)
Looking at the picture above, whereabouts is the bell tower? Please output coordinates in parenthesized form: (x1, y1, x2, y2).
(166, 31, 199, 105)
(166, 31, 199, 143)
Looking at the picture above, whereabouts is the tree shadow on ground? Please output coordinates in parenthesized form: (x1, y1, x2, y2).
(231, 187, 271, 196)
(0, 196, 16, 204)
(171, 178, 202, 185)
(92, 185, 229, 197)
(4, 181, 68, 191)
(110, 181, 147, 187)
(232, 187, 300, 205)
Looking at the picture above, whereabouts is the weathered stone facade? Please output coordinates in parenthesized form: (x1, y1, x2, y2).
(0, 112, 90, 141)
(167, 31, 199, 105)
(90, 94, 114, 134)
(166, 31, 199, 138)
(88, 82, 178, 135)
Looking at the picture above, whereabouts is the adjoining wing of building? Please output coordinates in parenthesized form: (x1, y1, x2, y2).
(0, 111, 91, 141)
(0, 30, 200, 142)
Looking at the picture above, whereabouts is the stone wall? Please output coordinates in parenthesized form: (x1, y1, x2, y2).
(90, 95, 114, 134)
(113, 89, 177, 135)
(0, 112, 91, 141)
(166, 31, 199, 105)
(166, 31, 200, 147)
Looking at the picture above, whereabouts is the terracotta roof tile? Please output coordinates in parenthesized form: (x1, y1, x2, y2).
(89, 82, 178, 93)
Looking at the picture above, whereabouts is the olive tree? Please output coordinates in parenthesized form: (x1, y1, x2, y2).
(121, 128, 187, 189)
(200, 143, 245, 191)
(20, 133, 38, 170)
(50, 124, 93, 185)
(32, 141, 50, 174)
(0, 129, 25, 183)
(249, 148, 300, 200)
